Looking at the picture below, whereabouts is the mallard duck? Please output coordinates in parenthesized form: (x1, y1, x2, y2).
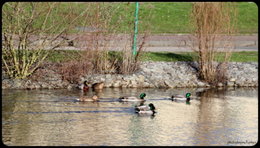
(92, 82, 104, 90)
(83, 81, 90, 92)
(119, 93, 146, 102)
(136, 103, 156, 115)
(171, 93, 191, 103)
(77, 95, 99, 102)
(135, 103, 155, 111)
(77, 81, 89, 92)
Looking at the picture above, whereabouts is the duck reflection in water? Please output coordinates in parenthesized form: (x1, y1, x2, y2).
(93, 89, 103, 98)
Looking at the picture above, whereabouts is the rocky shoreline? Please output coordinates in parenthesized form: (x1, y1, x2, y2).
(2, 61, 258, 89)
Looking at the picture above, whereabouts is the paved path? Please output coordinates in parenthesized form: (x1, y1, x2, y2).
(143, 34, 258, 52)
(58, 34, 258, 52)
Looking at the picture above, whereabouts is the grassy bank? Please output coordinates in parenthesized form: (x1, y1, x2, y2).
(68, 2, 259, 34)
(47, 50, 258, 63)
(141, 51, 258, 62)
(4, 2, 257, 34)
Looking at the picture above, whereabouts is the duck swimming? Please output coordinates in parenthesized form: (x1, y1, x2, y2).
(171, 93, 191, 103)
(135, 103, 156, 115)
(119, 93, 146, 102)
(92, 82, 104, 90)
(135, 103, 155, 111)
(78, 81, 89, 92)
(77, 95, 99, 102)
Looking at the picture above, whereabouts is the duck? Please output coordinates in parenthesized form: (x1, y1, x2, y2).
(83, 81, 89, 92)
(171, 93, 191, 103)
(135, 103, 155, 111)
(78, 81, 89, 92)
(92, 82, 104, 90)
(135, 103, 156, 115)
(77, 95, 99, 102)
(119, 93, 146, 102)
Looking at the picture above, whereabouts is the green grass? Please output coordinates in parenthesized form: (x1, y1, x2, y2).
(47, 50, 82, 63)
(229, 51, 258, 62)
(140, 52, 195, 62)
(140, 2, 258, 34)
(141, 2, 193, 33)
(236, 2, 258, 33)
(75, 2, 259, 34)
(74, 2, 258, 34)
(141, 51, 258, 62)
(47, 50, 258, 63)
(3, 2, 258, 34)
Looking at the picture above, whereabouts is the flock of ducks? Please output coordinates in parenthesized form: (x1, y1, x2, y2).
(77, 81, 192, 116)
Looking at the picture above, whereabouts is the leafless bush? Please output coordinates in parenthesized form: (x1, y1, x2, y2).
(115, 33, 148, 74)
(2, 2, 152, 81)
(2, 2, 88, 79)
(190, 2, 237, 85)
(58, 60, 93, 83)
(75, 2, 151, 75)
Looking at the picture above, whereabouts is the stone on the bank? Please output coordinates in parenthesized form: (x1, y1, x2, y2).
(164, 80, 174, 88)
(197, 81, 206, 87)
(227, 81, 235, 87)
(2, 79, 14, 89)
(2, 61, 258, 89)
(217, 83, 223, 87)
(13, 79, 24, 89)
(112, 80, 121, 87)
(230, 78, 236, 82)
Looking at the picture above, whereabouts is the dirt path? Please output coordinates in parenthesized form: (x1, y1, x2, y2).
(57, 34, 259, 52)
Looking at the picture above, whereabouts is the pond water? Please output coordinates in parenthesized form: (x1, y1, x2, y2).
(2, 87, 258, 146)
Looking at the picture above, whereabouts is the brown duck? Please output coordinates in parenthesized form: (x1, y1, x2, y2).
(92, 82, 104, 90)
(77, 95, 99, 102)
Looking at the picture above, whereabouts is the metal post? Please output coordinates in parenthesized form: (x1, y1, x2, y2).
(132, 2, 139, 56)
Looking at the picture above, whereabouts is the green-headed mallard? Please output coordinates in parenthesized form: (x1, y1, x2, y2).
(77, 95, 99, 102)
(83, 81, 90, 92)
(92, 82, 104, 90)
(171, 93, 191, 102)
(135, 103, 156, 115)
(78, 80, 89, 92)
(135, 103, 155, 111)
(119, 93, 146, 102)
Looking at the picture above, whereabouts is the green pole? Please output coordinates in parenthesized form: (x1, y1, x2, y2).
(132, 2, 139, 56)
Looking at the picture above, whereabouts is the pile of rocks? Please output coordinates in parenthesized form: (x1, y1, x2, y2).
(2, 61, 258, 89)
(83, 62, 203, 88)
(2, 69, 70, 90)
(83, 61, 258, 88)
(227, 62, 258, 87)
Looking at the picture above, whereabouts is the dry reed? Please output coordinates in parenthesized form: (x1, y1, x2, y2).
(190, 2, 237, 85)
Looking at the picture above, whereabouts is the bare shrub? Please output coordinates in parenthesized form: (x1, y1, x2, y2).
(75, 2, 151, 75)
(190, 2, 237, 85)
(2, 2, 89, 79)
(58, 60, 93, 83)
(2, 2, 152, 81)
(115, 33, 148, 74)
